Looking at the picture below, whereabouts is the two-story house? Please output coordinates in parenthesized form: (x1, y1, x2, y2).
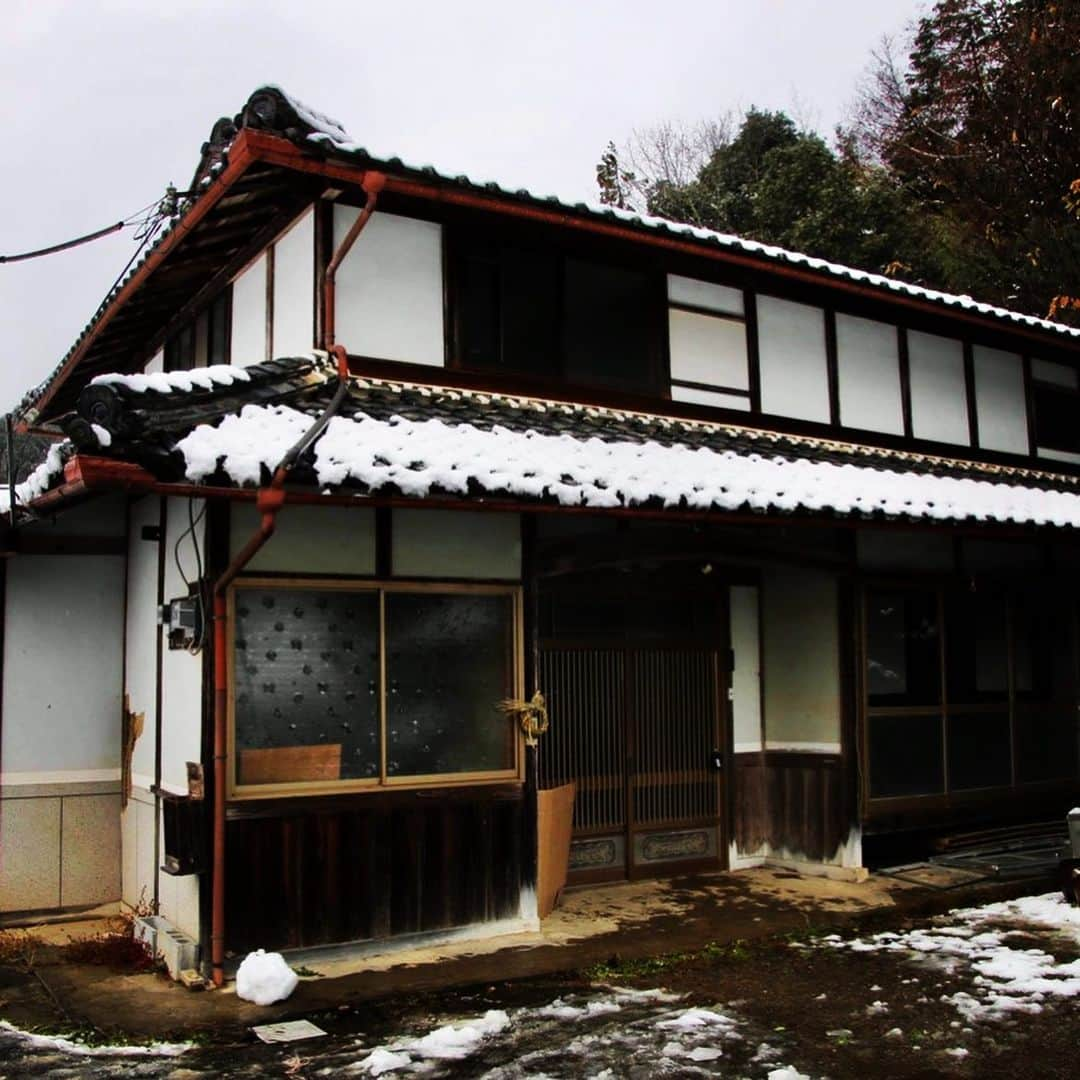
(2, 86, 1078, 985)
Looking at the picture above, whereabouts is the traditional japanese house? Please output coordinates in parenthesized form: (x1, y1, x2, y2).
(2, 87, 1079, 981)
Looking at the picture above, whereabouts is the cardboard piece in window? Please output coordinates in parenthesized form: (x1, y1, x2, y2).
(239, 744, 342, 786)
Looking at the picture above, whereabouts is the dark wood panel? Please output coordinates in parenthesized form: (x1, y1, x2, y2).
(226, 792, 525, 952)
(733, 753, 849, 863)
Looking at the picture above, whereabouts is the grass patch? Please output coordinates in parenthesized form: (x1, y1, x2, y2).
(62, 893, 159, 973)
(584, 938, 753, 982)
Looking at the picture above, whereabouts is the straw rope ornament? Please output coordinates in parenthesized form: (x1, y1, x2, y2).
(498, 690, 549, 746)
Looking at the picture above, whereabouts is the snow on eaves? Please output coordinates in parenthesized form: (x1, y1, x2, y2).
(175, 401, 1080, 527)
(1, 440, 72, 511)
(281, 88, 1080, 344)
(90, 364, 251, 396)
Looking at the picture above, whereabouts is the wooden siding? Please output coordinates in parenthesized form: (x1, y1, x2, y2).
(225, 788, 526, 952)
(733, 752, 848, 863)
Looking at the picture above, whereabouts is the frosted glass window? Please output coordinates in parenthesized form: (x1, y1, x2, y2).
(908, 331, 969, 445)
(671, 385, 752, 410)
(757, 296, 830, 423)
(229, 254, 267, 367)
(835, 314, 903, 434)
(333, 209, 444, 367)
(1031, 358, 1078, 389)
(668, 275, 744, 316)
(668, 309, 748, 389)
(272, 210, 315, 358)
(973, 345, 1028, 454)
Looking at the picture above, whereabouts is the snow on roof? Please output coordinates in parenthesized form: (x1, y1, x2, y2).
(90, 364, 251, 395)
(173, 397, 1080, 527)
(271, 86, 1080, 344)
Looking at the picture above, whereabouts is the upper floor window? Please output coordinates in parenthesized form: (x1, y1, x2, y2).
(453, 232, 659, 394)
(666, 275, 750, 410)
(1031, 358, 1080, 460)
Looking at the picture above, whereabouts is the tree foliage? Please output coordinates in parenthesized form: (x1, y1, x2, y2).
(598, 0, 1080, 324)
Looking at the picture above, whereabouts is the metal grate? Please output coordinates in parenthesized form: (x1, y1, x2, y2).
(538, 649, 626, 832)
(538, 647, 721, 839)
(631, 650, 719, 828)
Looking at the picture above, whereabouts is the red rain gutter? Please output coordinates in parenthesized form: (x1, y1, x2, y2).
(209, 170, 384, 988)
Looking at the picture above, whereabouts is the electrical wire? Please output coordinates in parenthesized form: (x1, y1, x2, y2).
(172, 498, 209, 654)
(0, 192, 177, 265)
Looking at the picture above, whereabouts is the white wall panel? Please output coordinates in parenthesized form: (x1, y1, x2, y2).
(668, 309, 748, 389)
(126, 497, 160, 785)
(230, 254, 267, 367)
(230, 502, 376, 575)
(668, 275, 743, 315)
(146, 348, 164, 375)
(762, 566, 840, 747)
(730, 585, 762, 753)
(333, 209, 444, 366)
(2, 555, 124, 775)
(757, 296, 831, 423)
(272, 209, 315, 358)
(393, 509, 521, 579)
(908, 330, 969, 445)
(973, 345, 1028, 454)
(836, 314, 903, 434)
(160, 498, 206, 793)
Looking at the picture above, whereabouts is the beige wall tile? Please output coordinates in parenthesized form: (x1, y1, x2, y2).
(61, 794, 120, 907)
(0, 796, 61, 912)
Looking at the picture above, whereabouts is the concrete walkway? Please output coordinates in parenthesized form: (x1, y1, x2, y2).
(0, 864, 1050, 1041)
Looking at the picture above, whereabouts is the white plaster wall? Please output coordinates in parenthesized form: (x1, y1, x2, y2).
(126, 497, 160, 790)
(146, 348, 164, 375)
(272, 209, 315, 358)
(670, 385, 751, 410)
(973, 345, 1028, 455)
(730, 585, 762, 753)
(230, 502, 376, 575)
(332, 209, 444, 366)
(230, 254, 267, 367)
(761, 566, 840, 750)
(908, 330, 969, 445)
(160, 498, 206, 794)
(836, 314, 903, 434)
(757, 296, 831, 423)
(393, 509, 521, 579)
(2, 555, 124, 779)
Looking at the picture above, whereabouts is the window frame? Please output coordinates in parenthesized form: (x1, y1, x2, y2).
(227, 576, 525, 801)
(860, 579, 1079, 813)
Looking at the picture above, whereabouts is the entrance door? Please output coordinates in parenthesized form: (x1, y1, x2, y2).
(537, 570, 728, 880)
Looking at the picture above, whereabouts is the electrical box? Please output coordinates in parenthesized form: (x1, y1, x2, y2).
(160, 596, 203, 651)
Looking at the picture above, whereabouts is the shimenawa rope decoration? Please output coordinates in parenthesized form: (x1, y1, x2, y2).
(499, 690, 549, 746)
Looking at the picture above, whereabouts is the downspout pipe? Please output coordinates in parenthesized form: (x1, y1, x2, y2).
(210, 170, 384, 987)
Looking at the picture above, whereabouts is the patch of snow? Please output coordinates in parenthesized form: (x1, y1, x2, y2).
(355, 1047, 411, 1075)
(536, 996, 622, 1020)
(656, 1007, 739, 1032)
(884, 1027, 904, 1039)
(0, 1020, 187, 1057)
(235, 949, 299, 1005)
(90, 423, 112, 447)
(865, 1000, 889, 1015)
(11, 439, 69, 506)
(945, 1046, 970, 1059)
(175, 403, 1080, 528)
(768, 1067, 813, 1080)
(90, 364, 252, 395)
(407, 1009, 509, 1061)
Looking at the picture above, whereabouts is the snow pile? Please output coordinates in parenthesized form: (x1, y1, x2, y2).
(6, 439, 70, 508)
(91, 364, 251, 396)
(0, 1020, 188, 1057)
(536, 996, 622, 1020)
(815, 892, 1080, 1023)
(356, 1010, 509, 1072)
(177, 401, 1080, 527)
(235, 949, 299, 1005)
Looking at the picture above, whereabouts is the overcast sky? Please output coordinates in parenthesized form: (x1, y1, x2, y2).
(1, 0, 926, 415)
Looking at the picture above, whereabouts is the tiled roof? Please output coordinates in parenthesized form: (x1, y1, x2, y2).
(45, 356, 1080, 529)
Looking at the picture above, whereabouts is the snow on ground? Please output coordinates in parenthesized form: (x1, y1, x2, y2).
(235, 949, 299, 1006)
(349, 989, 804, 1077)
(810, 892, 1080, 1024)
(0, 1020, 189, 1058)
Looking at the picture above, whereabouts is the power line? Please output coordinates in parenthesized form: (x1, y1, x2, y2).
(0, 188, 184, 265)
